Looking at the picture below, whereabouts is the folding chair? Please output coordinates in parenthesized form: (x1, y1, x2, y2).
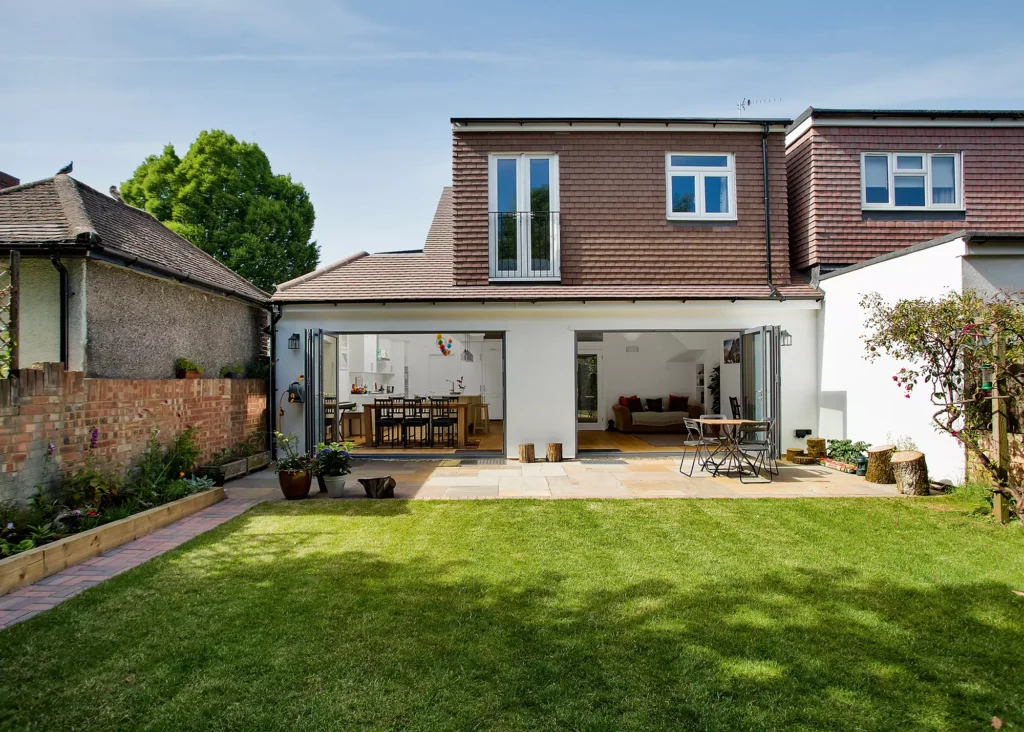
(737, 419, 778, 483)
(680, 418, 718, 476)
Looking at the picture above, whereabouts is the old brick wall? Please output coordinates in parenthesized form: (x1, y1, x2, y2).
(789, 126, 1024, 269)
(0, 364, 267, 502)
(452, 130, 791, 287)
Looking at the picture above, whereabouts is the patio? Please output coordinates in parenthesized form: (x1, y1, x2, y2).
(229, 457, 900, 501)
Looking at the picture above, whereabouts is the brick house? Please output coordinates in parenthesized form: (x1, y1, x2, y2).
(0, 174, 270, 378)
(274, 117, 822, 459)
(787, 108, 1024, 482)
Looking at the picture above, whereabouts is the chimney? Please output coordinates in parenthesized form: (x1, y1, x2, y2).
(0, 171, 20, 190)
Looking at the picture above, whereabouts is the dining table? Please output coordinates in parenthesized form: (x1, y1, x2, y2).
(693, 417, 760, 478)
(361, 401, 471, 448)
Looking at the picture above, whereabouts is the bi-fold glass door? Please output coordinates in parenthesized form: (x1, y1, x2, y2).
(489, 154, 560, 280)
(741, 326, 781, 454)
(303, 328, 325, 454)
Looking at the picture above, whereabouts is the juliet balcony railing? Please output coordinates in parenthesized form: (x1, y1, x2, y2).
(488, 211, 561, 281)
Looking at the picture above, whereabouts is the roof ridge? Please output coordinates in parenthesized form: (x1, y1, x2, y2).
(53, 175, 97, 240)
(275, 251, 369, 292)
(0, 176, 58, 197)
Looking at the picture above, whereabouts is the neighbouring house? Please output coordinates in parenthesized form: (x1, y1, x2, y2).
(273, 117, 823, 459)
(0, 174, 270, 378)
(787, 108, 1024, 482)
(0, 171, 19, 190)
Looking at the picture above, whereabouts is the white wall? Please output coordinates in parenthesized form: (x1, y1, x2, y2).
(276, 300, 820, 458)
(817, 239, 966, 483)
(18, 258, 61, 367)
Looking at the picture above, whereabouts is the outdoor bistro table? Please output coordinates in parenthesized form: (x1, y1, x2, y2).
(693, 417, 760, 478)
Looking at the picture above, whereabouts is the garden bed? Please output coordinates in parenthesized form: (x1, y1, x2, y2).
(819, 457, 858, 474)
(0, 487, 224, 597)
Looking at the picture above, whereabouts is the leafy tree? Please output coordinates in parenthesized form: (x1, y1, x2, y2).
(861, 290, 1024, 522)
(121, 131, 319, 291)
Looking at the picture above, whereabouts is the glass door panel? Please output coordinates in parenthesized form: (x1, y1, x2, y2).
(528, 158, 551, 273)
(495, 158, 518, 273)
(576, 353, 599, 424)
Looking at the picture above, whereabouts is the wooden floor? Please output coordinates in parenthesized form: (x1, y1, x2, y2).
(348, 420, 504, 454)
(577, 430, 689, 452)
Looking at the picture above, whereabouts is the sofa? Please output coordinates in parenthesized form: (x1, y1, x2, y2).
(611, 397, 704, 433)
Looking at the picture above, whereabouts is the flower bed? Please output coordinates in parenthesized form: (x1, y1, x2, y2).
(0, 487, 224, 596)
(819, 457, 857, 474)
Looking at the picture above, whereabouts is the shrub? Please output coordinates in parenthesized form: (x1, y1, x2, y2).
(174, 357, 203, 375)
(274, 432, 312, 473)
(246, 356, 270, 380)
(63, 458, 122, 511)
(218, 363, 245, 378)
(826, 439, 870, 464)
(885, 432, 919, 452)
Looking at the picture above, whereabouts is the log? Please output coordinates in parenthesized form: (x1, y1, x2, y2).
(518, 443, 536, 463)
(806, 438, 826, 458)
(865, 444, 895, 484)
(791, 455, 819, 465)
(785, 448, 806, 461)
(891, 451, 929, 495)
(546, 443, 563, 462)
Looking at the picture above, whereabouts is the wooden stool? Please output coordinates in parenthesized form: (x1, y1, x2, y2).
(470, 403, 490, 434)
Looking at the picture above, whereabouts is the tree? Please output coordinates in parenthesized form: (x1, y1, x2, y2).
(861, 290, 1024, 523)
(121, 131, 319, 291)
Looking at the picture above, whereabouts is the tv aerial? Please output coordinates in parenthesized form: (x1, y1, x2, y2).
(737, 97, 782, 113)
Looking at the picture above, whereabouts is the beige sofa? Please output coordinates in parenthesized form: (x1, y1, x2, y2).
(611, 400, 704, 433)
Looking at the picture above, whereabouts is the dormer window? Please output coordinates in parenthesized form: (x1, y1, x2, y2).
(861, 152, 962, 210)
(665, 153, 737, 221)
(488, 154, 560, 280)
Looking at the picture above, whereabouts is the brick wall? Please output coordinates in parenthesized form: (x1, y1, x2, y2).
(452, 130, 791, 287)
(787, 126, 1024, 269)
(0, 364, 267, 502)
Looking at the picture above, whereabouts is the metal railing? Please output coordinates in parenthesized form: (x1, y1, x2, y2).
(488, 211, 560, 280)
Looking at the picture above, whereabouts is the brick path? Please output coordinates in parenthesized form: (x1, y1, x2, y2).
(0, 497, 259, 631)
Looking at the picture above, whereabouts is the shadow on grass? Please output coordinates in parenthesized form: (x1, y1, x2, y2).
(0, 504, 1021, 731)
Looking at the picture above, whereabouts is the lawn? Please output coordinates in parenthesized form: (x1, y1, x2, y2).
(1, 496, 1022, 730)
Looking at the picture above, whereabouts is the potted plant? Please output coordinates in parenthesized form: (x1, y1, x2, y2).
(274, 432, 313, 500)
(197, 446, 248, 486)
(822, 439, 869, 474)
(219, 363, 246, 379)
(315, 441, 355, 498)
(175, 357, 203, 379)
(243, 434, 271, 473)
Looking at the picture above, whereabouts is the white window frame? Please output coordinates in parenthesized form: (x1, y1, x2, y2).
(487, 153, 560, 281)
(860, 152, 963, 211)
(665, 153, 737, 221)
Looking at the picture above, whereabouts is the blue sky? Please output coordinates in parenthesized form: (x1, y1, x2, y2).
(4, 0, 1024, 268)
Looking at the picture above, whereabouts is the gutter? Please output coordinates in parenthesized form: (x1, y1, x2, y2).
(49, 254, 70, 367)
(267, 305, 282, 459)
(762, 122, 777, 297)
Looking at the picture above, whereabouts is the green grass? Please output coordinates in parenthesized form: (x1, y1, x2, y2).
(1, 497, 1023, 731)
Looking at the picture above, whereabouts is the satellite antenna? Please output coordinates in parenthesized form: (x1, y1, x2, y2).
(737, 97, 783, 113)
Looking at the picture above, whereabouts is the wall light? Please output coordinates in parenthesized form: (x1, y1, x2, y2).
(780, 330, 793, 347)
(625, 345, 640, 353)
(288, 333, 300, 350)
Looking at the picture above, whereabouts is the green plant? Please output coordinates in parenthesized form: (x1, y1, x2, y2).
(0, 537, 34, 557)
(826, 439, 869, 464)
(63, 458, 121, 510)
(885, 432, 919, 452)
(219, 363, 245, 378)
(708, 366, 721, 414)
(314, 442, 355, 477)
(246, 355, 270, 380)
(174, 357, 203, 375)
(274, 432, 312, 473)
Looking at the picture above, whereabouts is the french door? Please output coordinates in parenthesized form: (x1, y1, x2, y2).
(741, 326, 781, 454)
(488, 153, 560, 280)
(303, 328, 325, 455)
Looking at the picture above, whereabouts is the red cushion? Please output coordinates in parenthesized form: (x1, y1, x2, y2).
(668, 395, 689, 412)
(626, 396, 643, 413)
(618, 396, 629, 408)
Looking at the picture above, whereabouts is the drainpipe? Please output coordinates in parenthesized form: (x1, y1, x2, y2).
(762, 123, 778, 297)
(268, 304, 282, 459)
(49, 254, 70, 368)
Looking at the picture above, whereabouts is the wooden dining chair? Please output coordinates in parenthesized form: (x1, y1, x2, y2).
(401, 398, 431, 448)
(429, 397, 457, 448)
(729, 396, 741, 420)
(374, 397, 403, 448)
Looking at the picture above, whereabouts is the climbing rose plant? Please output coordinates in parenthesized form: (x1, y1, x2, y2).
(861, 290, 1024, 523)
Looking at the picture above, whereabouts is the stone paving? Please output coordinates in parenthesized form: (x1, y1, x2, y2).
(0, 457, 898, 631)
(0, 497, 260, 631)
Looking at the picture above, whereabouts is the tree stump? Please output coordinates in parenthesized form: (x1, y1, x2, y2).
(891, 451, 929, 495)
(358, 476, 396, 499)
(546, 443, 563, 462)
(518, 443, 536, 463)
(865, 444, 895, 484)
(806, 438, 826, 459)
(785, 448, 806, 461)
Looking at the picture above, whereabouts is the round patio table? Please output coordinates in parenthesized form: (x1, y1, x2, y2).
(693, 418, 760, 479)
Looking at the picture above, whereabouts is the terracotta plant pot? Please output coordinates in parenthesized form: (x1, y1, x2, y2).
(358, 476, 396, 499)
(278, 470, 312, 500)
(176, 370, 202, 379)
(323, 474, 347, 498)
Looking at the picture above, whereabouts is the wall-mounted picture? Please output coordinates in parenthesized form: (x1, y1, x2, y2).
(723, 338, 740, 364)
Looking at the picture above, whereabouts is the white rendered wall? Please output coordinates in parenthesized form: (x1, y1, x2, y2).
(18, 258, 61, 367)
(275, 300, 820, 458)
(817, 239, 966, 483)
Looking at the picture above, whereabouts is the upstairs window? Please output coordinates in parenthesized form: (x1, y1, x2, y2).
(665, 154, 736, 221)
(488, 153, 560, 280)
(861, 152, 962, 210)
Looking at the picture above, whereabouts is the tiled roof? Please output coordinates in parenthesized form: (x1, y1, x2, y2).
(0, 176, 269, 304)
(273, 187, 820, 303)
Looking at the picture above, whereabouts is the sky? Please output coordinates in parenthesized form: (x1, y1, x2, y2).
(4, 0, 1024, 269)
